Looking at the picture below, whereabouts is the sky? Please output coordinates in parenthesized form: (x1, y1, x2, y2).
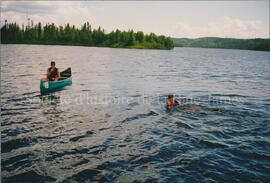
(0, 1, 269, 39)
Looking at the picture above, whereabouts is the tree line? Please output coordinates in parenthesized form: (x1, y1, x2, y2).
(173, 37, 269, 51)
(1, 20, 174, 50)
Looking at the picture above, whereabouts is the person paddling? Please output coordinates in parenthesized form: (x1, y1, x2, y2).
(166, 94, 181, 109)
(42, 61, 60, 81)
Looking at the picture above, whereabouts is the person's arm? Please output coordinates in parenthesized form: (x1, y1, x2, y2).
(57, 70, 60, 78)
(46, 69, 50, 79)
(175, 99, 181, 106)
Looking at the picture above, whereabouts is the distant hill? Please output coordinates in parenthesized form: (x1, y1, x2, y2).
(172, 37, 270, 51)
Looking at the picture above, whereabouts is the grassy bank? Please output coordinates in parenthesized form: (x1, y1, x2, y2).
(2, 41, 171, 50)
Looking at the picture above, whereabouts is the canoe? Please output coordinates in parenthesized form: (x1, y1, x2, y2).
(40, 67, 72, 93)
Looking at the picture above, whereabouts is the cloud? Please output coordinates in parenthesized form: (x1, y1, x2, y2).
(169, 16, 269, 39)
(1, 1, 57, 14)
(0, 1, 96, 28)
(1, 2, 268, 39)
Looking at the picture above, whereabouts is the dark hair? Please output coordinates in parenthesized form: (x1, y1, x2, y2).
(168, 94, 174, 99)
(51, 61, 55, 66)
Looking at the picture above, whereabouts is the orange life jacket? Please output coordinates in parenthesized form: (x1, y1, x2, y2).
(167, 100, 174, 108)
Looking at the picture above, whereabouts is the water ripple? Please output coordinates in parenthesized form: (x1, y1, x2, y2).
(1, 45, 270, 182)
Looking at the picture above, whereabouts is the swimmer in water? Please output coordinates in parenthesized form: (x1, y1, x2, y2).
(166, 94, 181, 109)
(165, 95, 223, 115)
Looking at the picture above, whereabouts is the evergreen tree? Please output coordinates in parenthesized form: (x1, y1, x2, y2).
(1, 20, 175, 50)
(37, 22, 42, 40)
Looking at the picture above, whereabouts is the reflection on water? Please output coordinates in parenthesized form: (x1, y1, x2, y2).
(40, 95, 61, 105)
(1, 45, 270, 183)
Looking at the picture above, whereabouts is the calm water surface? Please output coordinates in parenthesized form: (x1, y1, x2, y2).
(1, 44, 270, 183)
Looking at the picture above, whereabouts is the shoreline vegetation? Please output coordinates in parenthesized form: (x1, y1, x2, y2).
(173, 37, 270, 51)
(1, 21, 268, 51)
(1, 21, 174, 50)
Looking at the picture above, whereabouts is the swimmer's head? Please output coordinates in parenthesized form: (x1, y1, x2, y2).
(168, 94, 174, 99)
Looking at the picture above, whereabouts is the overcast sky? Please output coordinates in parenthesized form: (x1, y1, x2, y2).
(1, 1, 269, 38)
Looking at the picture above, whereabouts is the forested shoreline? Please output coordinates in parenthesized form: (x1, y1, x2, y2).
(2, 21, 268, 51)
(1, 21, 174, 50)
(173, 37, 270, 51)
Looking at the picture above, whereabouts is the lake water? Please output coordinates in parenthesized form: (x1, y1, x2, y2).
(1, 44, 270, 183)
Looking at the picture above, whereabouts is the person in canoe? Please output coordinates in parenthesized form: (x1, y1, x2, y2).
(42, 61, 60, 81)
(166, 94, 181, 109)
